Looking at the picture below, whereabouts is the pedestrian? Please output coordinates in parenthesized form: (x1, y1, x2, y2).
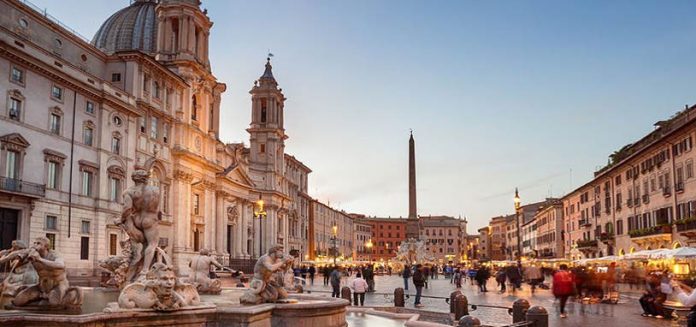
(507, 264, 522, 292)
(475, 265, 490, 292)
(330, 266, 342, 298)
(300, 265, 307, 281)
(308, 265, 316, 285)
(364, 264, 375, 292)
(323, 265, 330, 286)
(496, 268, 507, 293)
(350, 272, 369, 306)
(402, 265, 412, 291)
(552, 264, 575, 318)
(413, 264, 425, 308)
(454, 268, 462, 288)
(525, 264, 542, 294)
(423, 265, 430, 289)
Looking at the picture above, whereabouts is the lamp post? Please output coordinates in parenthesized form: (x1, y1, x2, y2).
(254, 196, 267, 258)
(365, 239, 373, 263)
(331, 223, 338, 266)
(513, 188, 522, 261)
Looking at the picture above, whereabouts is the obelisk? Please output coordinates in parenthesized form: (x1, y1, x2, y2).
(406, 130, 419, 239)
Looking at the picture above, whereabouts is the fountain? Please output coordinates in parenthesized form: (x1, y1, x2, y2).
(0, 168, 350, 326)
(391, 237, 436, 270)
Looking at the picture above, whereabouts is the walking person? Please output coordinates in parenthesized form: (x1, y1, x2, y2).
(552, 264, 575, 318)
(496, 268, 507, 293)
(402, 265, 412, 291)
(525, 264, 542, 294)
(423, 265, 430, 289)
(308, 265, 316, 286)
(330, 266, 342, 298)
(323, 266, 330, 286)
(350, 272, 369, 306)
(413, 264, 425, 308)
(364, 264, 375, 292)
(454, 268, 462, 288)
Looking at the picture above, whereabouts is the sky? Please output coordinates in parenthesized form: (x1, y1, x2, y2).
(29, 0, 696, 232)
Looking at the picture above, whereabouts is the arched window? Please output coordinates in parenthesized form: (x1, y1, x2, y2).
(191, 95, 198, 121)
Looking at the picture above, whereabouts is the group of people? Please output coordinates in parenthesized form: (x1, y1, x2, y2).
(321, 265, 377, 306)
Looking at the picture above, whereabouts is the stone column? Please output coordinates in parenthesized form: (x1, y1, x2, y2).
(178, 17, 185, 53)
(156, 16, 165, 52)
(215, 194, 224, 254)
(188, 17, 195, 54)
(204, 187, 215, 251)
(173, 176, 191, 251)
(235, 200, 243, 257)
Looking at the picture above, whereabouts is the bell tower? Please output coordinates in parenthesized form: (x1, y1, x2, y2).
(248, 58, 287, 191)
(155, 0, 212, 70)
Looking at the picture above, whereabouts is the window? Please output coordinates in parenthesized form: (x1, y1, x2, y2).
(51, 85, 63, 101)
(139, 117, 146, 133)
(46, 215, 58, 230)
(260, 98, 267, 123)
(86, 101, 95, 114)
(46, 233, 56, 250)
(143, 74, 150, 93)
(49, 113, 61, 134)
(688, 160, 694, 179)
(80, 236, 89, 260)
(81, 220, 90, 234)
(10, 66, 24, 85)
(191, 95, 197, 120)
(193, 194, 200, 215)
(154, 81, 160, 99)
(150, 116, 158, 139)
(109, 234, 118, 256)
(109, 177, 121, 202)
(9, 98, 21, 121)
(111, 73, 121, 82)
(82, 170, 93, 196)
(83, 126, 93, 146)
(111, 137, 120, 154)
(163, 123, 169, 144)
(5, 150, 18, 179)
(47, 161, 59, 189)
(260, 143, 265, 153)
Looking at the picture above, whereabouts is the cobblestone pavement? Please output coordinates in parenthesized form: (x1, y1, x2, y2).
(303, 274, 686, 327)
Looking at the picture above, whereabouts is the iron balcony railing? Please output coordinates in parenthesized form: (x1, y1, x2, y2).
(0, 176, 45, 197)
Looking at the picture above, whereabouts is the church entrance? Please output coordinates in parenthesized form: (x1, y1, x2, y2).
(0, 208, 19, 250)
(227, 225, 233, 255)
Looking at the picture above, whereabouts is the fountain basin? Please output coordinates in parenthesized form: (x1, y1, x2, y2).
(0, 288, 349, 327)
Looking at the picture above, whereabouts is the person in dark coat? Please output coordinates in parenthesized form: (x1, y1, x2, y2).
(412, 264, 425, 307)
(402, 265, 412, 290)
(475, 266, 490, 292)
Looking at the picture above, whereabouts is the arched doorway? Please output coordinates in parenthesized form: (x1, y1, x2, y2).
(619, 248, 625, 256)
(673, 242, 682, 249)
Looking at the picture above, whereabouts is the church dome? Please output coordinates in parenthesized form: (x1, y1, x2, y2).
(91, 0, 158, 55)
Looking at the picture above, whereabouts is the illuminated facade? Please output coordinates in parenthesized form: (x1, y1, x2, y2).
(0, 0, 311, 276)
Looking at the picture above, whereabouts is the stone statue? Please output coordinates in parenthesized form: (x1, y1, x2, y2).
(118, 169, 161, 281)
(0, 240, 38, 298)
(394, 237, 435, 266)
(187, 249, 223, 294)
(105, 246, 200, 312)
(240, 245, 295, 305)
(10, 237, 83, 309)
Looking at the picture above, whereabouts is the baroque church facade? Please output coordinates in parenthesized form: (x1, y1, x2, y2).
(0, 0, 310, 276)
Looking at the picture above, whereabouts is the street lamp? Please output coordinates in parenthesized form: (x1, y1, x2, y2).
(331, 223, 338, 266)
(513, 188, 522, 261)
(254, 196, 267, 258)
(365, 239, 373, 263)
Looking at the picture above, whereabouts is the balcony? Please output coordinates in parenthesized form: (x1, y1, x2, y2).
(629, 225, 672, 249)
(677, 218, 696, 239)
(0, 176, 45, 198)
(576, 239, 598, 249)
(599, 232, 615, 243)
(676, 182, 685, 193)
(579, 219, 592, 227)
